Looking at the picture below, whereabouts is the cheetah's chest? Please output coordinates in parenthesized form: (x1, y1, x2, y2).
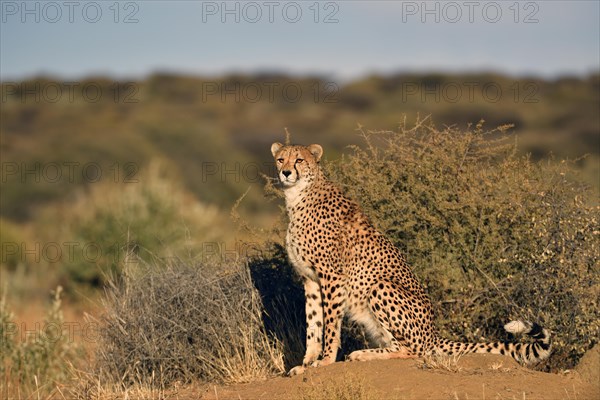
(286, 221, 318, 281)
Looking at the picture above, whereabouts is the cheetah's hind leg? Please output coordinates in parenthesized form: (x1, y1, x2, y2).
(354, 281, 435, 362)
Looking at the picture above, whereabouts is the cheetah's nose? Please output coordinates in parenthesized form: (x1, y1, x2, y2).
(282, 170, 292, 178)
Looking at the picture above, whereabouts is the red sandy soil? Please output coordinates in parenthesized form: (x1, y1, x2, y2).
(172, 348, 599, 400)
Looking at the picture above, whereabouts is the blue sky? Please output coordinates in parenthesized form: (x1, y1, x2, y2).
(1, 1, 599, 81)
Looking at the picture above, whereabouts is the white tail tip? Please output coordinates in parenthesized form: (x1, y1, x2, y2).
(504, 320, 530, 334)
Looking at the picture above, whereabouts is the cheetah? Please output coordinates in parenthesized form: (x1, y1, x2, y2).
(271, 142, 551, 376)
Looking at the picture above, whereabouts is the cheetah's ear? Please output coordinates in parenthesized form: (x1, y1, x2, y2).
(271, 142, 284, 157)
(307, 144, 323, 162)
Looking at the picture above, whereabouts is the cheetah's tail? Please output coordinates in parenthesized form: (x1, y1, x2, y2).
(435, 320, 551, 365)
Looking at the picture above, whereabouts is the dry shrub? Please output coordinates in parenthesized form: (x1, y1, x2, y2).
(324, 118, 598, 371)
(75, 259, 285, 397)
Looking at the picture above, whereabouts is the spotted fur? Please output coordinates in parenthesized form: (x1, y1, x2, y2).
(271, 142, 552, 376)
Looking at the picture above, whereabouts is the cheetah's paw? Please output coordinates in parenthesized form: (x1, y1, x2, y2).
(311, 357, 335, 368)
(287, 365, 306, 376)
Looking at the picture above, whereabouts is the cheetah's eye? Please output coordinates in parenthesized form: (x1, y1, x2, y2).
(296, 159, 304, 164)
(277, 158, 284, 163)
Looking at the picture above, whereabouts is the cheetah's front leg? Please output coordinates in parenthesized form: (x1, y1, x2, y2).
(313, 279, 345, 367)
(288, 278, 324, 376)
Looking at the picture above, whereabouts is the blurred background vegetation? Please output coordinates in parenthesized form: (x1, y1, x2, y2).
(1, 72, 599, 398)
(2, 72, 598, 292)
(2, 73, 598, 222)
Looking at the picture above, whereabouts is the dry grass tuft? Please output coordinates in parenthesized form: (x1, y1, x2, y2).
(298, 374, 381, 400)
(69, 259, 285, 398)
(1, 286, 83, 399)
(419, 353, 463, 373)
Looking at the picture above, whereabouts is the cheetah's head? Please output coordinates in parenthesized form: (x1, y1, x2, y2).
(271, 142, 323, 189)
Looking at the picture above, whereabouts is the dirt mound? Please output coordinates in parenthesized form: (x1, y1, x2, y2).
(575, 344, 600, 389)
(179, 353, 598, 400)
